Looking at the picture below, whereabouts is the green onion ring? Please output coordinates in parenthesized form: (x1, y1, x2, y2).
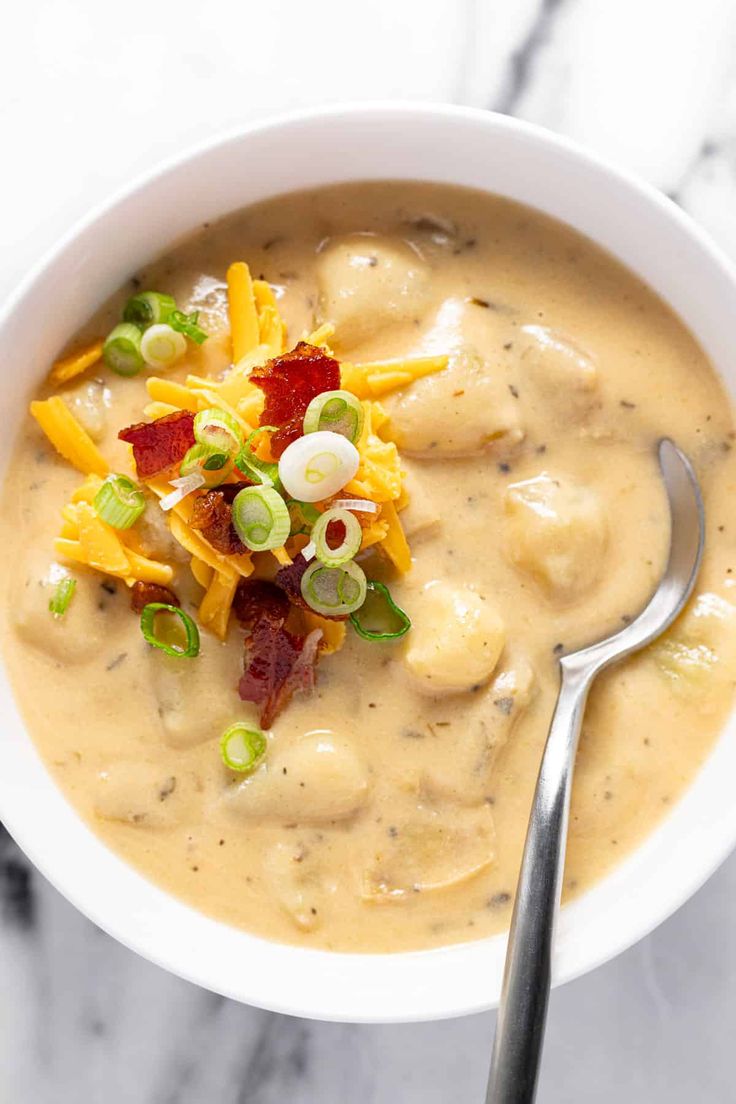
(103, 323, 144, 377)
(349, 581, 411, 641)
(194, 407, 243, 458)
(300, 559, 367, 616)
(93, 473, 146, 530)
(220, 722, 267, 773)
(123, 291, 176, 329)
(311, 508, 362, 567)
(232, 485, 291, 551)
(140, 602, 200, 658)
(303, 390, 365, 443)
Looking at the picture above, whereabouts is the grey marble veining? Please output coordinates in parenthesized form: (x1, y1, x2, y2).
(3, 0, 736, 1100)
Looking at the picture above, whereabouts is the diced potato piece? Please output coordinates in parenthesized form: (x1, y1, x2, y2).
(148, 632, 244, 748)
(385, 348, 523, 458)
(263, 841, 336, 932)
(94, 761, 193, 828)
(13, 555, 110, 663)
(519, 325, 598, 418)
(136, 501, 190, 564)
(400, 463, 441, 541)
(422, 652, 535, 803)
(363, 801, 495, 900)
(383, 296, 523, 457)
(504, 473, 607, 600)
(404, 582, 505, 695)
(652, 591, 736, 694)
(62, 379, 110, 441)
(226, 732, 369, 823)
(316, 233, 430, 349)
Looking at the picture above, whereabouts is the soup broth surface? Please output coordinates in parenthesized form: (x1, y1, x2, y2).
(3, 181, 736, 952)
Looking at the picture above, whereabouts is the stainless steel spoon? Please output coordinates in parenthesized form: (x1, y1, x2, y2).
(485, 438, 704, 1104)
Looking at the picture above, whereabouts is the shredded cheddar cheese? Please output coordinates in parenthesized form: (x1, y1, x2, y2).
(378, 499, 412, 573)
(48, 339, 104, 387)
(301, 611, 347, 655)
(227, 262, 260, 362)
(199, 570, 238, 640)
(30, 397, 109, 477)
(341, 355, 448, 399)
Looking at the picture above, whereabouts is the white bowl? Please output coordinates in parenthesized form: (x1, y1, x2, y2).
(2, 103, 736, 1023)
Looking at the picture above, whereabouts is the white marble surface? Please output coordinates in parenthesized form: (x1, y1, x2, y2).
(3, 1, 736, 1100)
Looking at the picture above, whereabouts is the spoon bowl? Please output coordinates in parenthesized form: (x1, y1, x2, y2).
(486, 438, 704, 1103)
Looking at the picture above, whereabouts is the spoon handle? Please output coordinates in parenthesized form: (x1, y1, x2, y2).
(486, 668, 591, 1104)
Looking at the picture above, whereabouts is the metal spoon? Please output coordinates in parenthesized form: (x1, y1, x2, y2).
(485, 438, 704, 1104)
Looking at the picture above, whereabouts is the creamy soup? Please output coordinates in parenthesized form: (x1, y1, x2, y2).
(3, 182, 736, 953)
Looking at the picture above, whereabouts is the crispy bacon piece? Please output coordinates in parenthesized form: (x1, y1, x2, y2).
(274, 553, 310, 609)
(190, 488, 248, 556)
(118, 410, 195, 478)
(130, 581, 180, 614)
(250, 342, 340, 457)
(233, 578, 290, 628)
(233, 577, 321, 727)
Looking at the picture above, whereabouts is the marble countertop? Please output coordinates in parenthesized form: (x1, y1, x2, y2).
(4, 1, 736, 1100)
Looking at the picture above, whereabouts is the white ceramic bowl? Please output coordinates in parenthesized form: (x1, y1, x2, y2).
(2, 103, 736, 1023)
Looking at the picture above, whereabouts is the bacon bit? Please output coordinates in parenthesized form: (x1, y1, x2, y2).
(233, 578, 321, 726)
(274, 553, 310, 609)
(190, 488, 248, 556)
(130, 581, 180, 614)
(233, 578, 290, 628)
(250, 342, 340, 457)
(119, 410, 195, 478)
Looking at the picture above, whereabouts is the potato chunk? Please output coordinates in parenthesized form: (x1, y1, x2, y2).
(263, 840, 337, 932)
(316, 233, 430, 349)
(148, 631, 244, 749)
(13, 556, 108, 663)
(226, 732, 369, 823)
(519, 325, 598, 415)
(384, 298, 523, 458)
(62, 379, 110, 442)
(652, 591, 736, 698)
(421, 651, 536, 804)
(94, 761, 193, 828)
(404, 582, 505, 694)
(363, 801, 495, 900)
(504, 473, 607, 600)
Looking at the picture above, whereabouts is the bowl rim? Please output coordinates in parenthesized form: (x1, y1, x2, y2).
(3, 100, 736, 1023)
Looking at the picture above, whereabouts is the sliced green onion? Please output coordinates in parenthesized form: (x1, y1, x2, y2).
(180, 443, 229, 482)
(194, 407, 243, 458)
(311, 508, 362, 567)
(103, 323, 144, 377)
(286, 499, 321, 535)
(94, 474, 146, 529)
(333, 497, 378, 514)
(303, 390, 365, 443)
(349, 581, 411, 641)
(235, 427, 281, 488)
(278, 431, 360, 503)
(220, 722, 267, 773)
(300, 560, 367, 616)
(232, 486, 290, 551)
(160, 472, 205, 511)
(170, 309, 209, 345)
(123, 291, 176, 329)
(140, 323, 186, 370)
(49, 576, 76, 618)
(140, 602, 200, 658)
